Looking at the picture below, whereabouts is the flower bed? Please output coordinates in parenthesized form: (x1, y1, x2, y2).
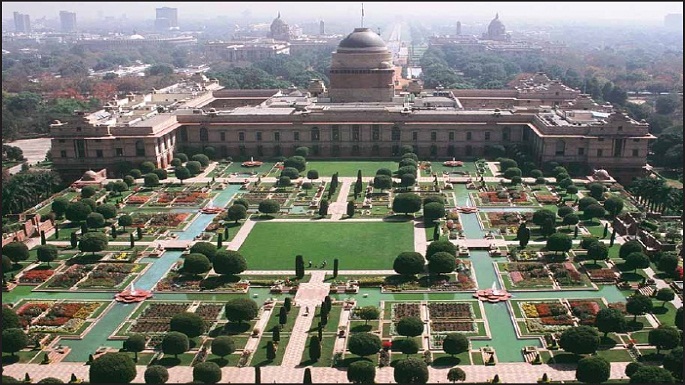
(569, 300, 601, 325)
(78, 264, 138, 288)
(16, 302, 53, 327)
(431, 321, 477, 332)
(526, 318, 573, 333)
(428, 302, 474, 319)
(156, 271, 202, 291)
(45, 264, 93, 289)
(195, 304, 223, 321)
(521, 302, 568, 318)
(586, 268, 616, 282)
(487, 212, 523, 226)
(19, 268, 55, 284)
(391, 303, 421, 321)
(479, 191, 510, 204)
(130, 319, 170, 334)
(548, 263, 583, 286)
(126, 195, 150, 204)
(534, 192, 559, 204)
(139, 303, 191, 319)
(31, 302, 101, 334)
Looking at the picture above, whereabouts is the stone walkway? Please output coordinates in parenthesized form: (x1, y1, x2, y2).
(414, 220, 429, 256)
(329, 179, 352, 220)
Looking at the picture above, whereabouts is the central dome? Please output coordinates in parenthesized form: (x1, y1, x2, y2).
(337, 28, 387, 52)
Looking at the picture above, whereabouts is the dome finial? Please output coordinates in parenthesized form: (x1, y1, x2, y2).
(278, 11, 281, 18)
(495, 13, 499, 19)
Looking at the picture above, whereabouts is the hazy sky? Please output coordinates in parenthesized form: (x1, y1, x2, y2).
(3, 1, 683, 21)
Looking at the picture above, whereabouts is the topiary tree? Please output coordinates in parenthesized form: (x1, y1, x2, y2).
(66, 201, 92, 223)
(603, 196, 624, 217)
(144, 365, 169, 384)
(174, 153, 188, 162)
(517, 222, 531, 248)
(258, 199, 280, 216)
(423, 202, 445, 224)
(266, 340, 277, 361)
(2, 307, 21, 329)
(81, 185, 97, 199)
(79, 232, 108, 255)
(626, 293, 653, 322)
(193, 362, 222, 384)
(89, 352, 136, 383)
(373, 174, 393, 191)
(625, 362, 643, 378)
(308, 335, 321, 362)
(233, 198, 250, 210)
(624, 252, 650, 273)
(318, 199, 329, 217)
(629, 366, 675, 384)
(170, 312, 206, 338)
(213, 250, 247, 276)
(586, 241, 609, 264)
(186, 161, 202, 176)
(442, 333, 469, 357)
(583, 204, 606, 221)
(562, 213, 579, 228)
(96, 203, 117, 220)
(392, 193, 422, 216)
(224, 298, 259, 324)
(191, 154, 210, 168)
(139, 161, 156, 174)
(129, 169, 142, 179)
(170, 158, 182, 167)
(447, 367, 466, 383)
(36, 378, 64, 384)
(1, 375, 19, 384)
(123, 175, 136, 186)
(648, 325, 680, 354)
(281, 167, 300, 179)
(295, 146, 309, 157)
(144, 173, 160, 187)
(306, 169, 319, 179)
(189, 242, 217, 261)
(658, 253, 680, 278)
(86, 212, 106, 228)
(558, 325, 600, 355)
(347, 200, 355, 217)
(655, 288, 675, 307)
(226, 204, 247, 224)
(619, 240, 644, 259)
(161, 331, 189, 358)
(303, 367, 312, 384)
(393, 357, 429, 384)
(588, 183, 605, 200)
(428, 252, 456, 275)
(2, 328, 28, 357)
(675, 307, 683, 331)
(498, 158, 518, 172)
(36, 245, 58, 267)
(578, 196, 599, 211)
(576, 355, 610, 383)
(175, 166, 191, 184)
(118, 214, 133, 232)
(546, 233, 572, 256)
(210, 336, 235, 359)
(566, 185, 579, 195)
(123, 333, 146, 362)
(557, 206, 574, 219)
(51, 197, 70, 218)
(400, 173, 416, 189)
(376, 168, 393, 177)
(594, 308, 627, 337)
(182, 253, 212, 276)
(396, 316, 424, 338)
(347, 332, 381, 357)
(284, 156, 306, 172)
(504, 167, 522, 179)
(392, 337, 419, 356)
(347, 359, 376, 384)
(393, 252, 425, 276)
(355, 306, 380, 325)
(663, 346, 683, 380)
(426, 240, 456, 259)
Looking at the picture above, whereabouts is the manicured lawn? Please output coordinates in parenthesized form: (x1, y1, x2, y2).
(305, 161, 399, 177)
(651, 301, 677, 327)
(250, 334, 290, 367)
(300, 334, 336, 367)
(264, 305, 298, 333)
(2, 351, 40, 365)
(239, 222, 414, 270)
(596, 348, 633, 362)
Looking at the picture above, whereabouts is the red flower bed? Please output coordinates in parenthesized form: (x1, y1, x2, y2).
(479, 192, 509, 204)
(127, 195, 149, 204)
(19, 269, 55, 283)
(510, 271, 524, 284)
(535, 302, 567, 317)
(534, 193, 559, 204)
(431, 321, 476, 332)
(540, 315, 574, 325)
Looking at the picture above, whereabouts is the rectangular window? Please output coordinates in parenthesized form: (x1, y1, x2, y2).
(256, 132, 262, 141)
(372, 127, 380, 141)
(597, 149, 603, 157)
(352, 145, 360, 155)
(632, 149, 639, 157)
(613, 138, 624, 157)
(60, 150, 67, 158)
(352, 126, 360, 141)
(294, 132, 300, 141)
(96, 149, 103, 158)
(220, 132, 226, 141)
(58, 139, 66, 143)
(412, 132, 418, 141)
(484, 132, 491, 141)
(577, 148, 585, 155)
(392, 128, 401, 141)
(274, 132, 280, 142)
(332, 145, 340, 157)
(431, 132, 437, 141)
(239, 132, 245, 141)
(332, 127, 340, 141)
(466, 132, 472, 140)
(116, 148, 124, 156)
(522, 129, 529, 141)
(392, 145, 400, 156)
(449, 131, 455, 141)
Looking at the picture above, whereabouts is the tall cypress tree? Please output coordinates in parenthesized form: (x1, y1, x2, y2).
(309, 335, 321, 362)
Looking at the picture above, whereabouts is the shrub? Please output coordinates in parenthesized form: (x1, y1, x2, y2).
(393, 252, 426, 276)
(224, 298, 259, 324)
(170, 312, 206, 338)
(396, 316, 424, 338)
(144, 366, 169, 384)
(347, 332, 381, 357)
(89, 352, 136, 383)
(211, 336, 236, 358)
(191, 154, 210, 167)
(393, 357, 429, 384)
(347, 360, 376, 384)
(193, 362, 222, 384)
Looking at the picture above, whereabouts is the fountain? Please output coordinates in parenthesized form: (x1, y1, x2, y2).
(115, 282, 152, 303)
(443, 158, 464, 167)
(241, 156, 263, 168)
(473, 281, 512, 303)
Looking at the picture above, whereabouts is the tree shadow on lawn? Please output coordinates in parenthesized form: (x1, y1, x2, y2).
(1, 355, 19, 365)
(207, 357, 229, 367)
(598, 336, 618, 350)
(641, 352, 665, 363)
(200, 274, 240, 289)
(546, 352, 580, 365)
(651, 306, 670, 315)
(209, 322, 251, 337)
(337, 356, 373, 368)
(383, 215, 414, 223)
(349, 324, 373, 333)
(152, 357, 181, 368)
(626, 320, 645, 332)
(432, 356, 463, 367)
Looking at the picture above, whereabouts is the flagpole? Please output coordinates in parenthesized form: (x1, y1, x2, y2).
(361, 3, 364, 28)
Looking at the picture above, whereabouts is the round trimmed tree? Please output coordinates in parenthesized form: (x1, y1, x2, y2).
(347, 359, 376, 384)
(428, 252, 456, 275)
(2, 328, 28, 357)
(546, 233, 572, 256)
(95, 203, 117, 219)
(2, 307, 21, 329)
(629, 366, 675, 384)
(426, 240, 456, 259)
(258, 199, 280, 215)
(447, 367, 466, 383)
(213, 250, 247, 276)
(79, 232, 109, 255)
(355, 306, 380, 325)
(594, 308, 627, 337)
(576, 355, 610, 384)
(2, 242, 30, 264)
(193, 362, 222, 384)
(392, 193, 422, 216)
(442, 333, 469, 357)
(224, 298, 259, 324)
(123, 333, 146, 362)
(89, 352, 136, 384)
(558, 325, 600, 355)
(36, 245, 58, 267)
(663, 346, 683, 380)
(393, 252, 425, 276)
(396, 316, 424, 338)
(211, 336, 235, 359)
(626, 294, 653, 322)
(51, 197, 70, 218)
(347, 332, 381, 357)
(189, 242, 217, 261)
(86, 212, 106, 228)
(182, 253, 212, 276)
(161, 331, 189, 358)
(170, 312, 206, 338)
(423, 202, 446, 224)
(392, 337, 420, 356)
(144, 365, 169, 384)
(227, 204, 247, 224)
(393, 357, 429, 384)
(648, 325, 680, 354)
(619, 240, 643, 259)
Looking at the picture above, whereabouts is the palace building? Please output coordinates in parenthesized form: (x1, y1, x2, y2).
(50, 27, 654, 184)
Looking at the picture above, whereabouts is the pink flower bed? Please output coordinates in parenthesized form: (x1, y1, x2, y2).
(510, 271, 524, 284)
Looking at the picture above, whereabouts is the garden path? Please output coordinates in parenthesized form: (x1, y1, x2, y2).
(414, 220, 428, 256)
(328, 178, 352, 220)
(225, 217, 257, 250)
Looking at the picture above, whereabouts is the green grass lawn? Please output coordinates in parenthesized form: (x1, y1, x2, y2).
(651, 301, 677, 327)
(239, 222, 414, 270)
(305, 161, 399, 177)
(264, 306, 298, 333)
(250, 334, 290, 367)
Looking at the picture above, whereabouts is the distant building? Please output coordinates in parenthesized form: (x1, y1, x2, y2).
(76, 35, 196, 50)
(13, 12, 31, 33)
(664, 13, 683, 29)
(155, 7, 178, 31)
(60, 11, 77, 32)
(456, 21, 462, 36)
(319, 20, 325, 35)
(269, 12, 291, 41)
(205, 39, 290, 63)
(482, 13, 510, 41)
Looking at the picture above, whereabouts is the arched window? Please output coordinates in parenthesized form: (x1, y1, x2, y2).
(200, 127, 208, 142)
(135, 140, 145, 157)
(555, 140, 566, 156)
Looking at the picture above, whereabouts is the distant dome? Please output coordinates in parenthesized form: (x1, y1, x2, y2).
(81, 170, 99, 181)
(337, 28, 387, 52)
(129, 34, 145, 40)
(487, 14, 506, 36)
